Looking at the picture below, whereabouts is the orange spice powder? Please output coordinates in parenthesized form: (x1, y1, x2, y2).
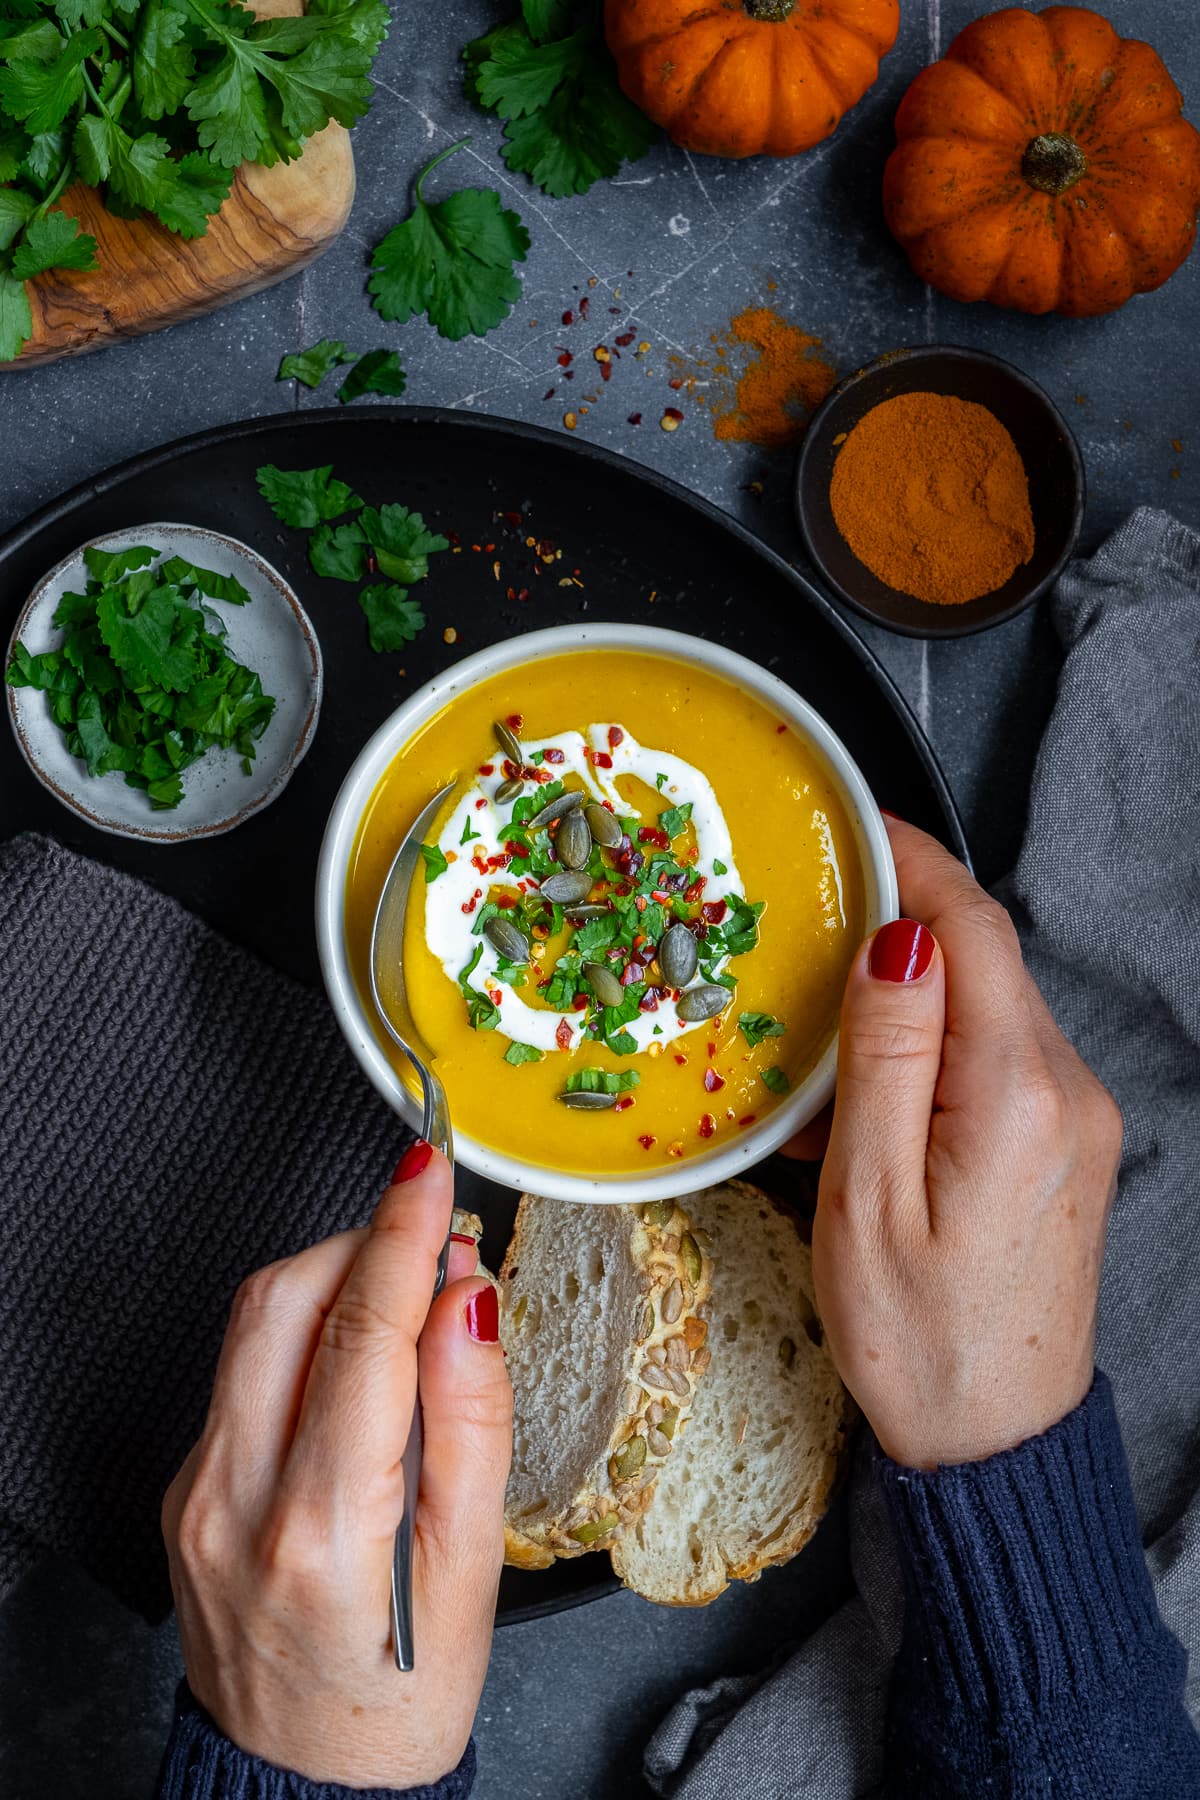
(670, 307, 837, 450)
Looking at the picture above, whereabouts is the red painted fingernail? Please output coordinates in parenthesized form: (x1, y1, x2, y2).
(391, 1140, 434, 1185)
(465, 1285, 499, 1343)
(451, 1232, 477, 1247)
(869, 918, 935, 983)
(879, 808, 903, 821)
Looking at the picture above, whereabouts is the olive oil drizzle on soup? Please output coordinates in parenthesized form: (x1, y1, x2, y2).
(345, 651, 863, 1176)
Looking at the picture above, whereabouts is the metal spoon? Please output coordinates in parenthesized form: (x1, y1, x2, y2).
(369, 781, 455, 1672)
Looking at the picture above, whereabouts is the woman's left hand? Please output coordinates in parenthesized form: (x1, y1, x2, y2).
(162, 1144, 512, 1790)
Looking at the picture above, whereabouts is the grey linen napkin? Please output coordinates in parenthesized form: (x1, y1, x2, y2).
(644, 506, 1200, 1796)
(0, 844, 403, 1620)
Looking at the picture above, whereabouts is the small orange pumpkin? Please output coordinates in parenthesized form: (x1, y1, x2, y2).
(884, 6, 1200, 317)
(604, 0, 900, 160)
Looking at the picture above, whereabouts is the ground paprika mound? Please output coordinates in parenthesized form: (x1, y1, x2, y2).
(670, 307, 837, 449)
(829, 393, 1035, 605)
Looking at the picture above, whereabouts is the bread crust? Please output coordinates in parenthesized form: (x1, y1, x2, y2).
(501, 1194, 712, 1565)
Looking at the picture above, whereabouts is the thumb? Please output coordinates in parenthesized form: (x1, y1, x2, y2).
(415, 1276, 512, 1600)
(822, 918, 945, 1214)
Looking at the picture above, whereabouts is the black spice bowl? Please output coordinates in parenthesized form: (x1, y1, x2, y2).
(795, 345, 1086, 640)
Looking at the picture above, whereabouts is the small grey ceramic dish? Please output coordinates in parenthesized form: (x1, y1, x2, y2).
(5, 522, 323, 842)
(795, 346, 1086, 640)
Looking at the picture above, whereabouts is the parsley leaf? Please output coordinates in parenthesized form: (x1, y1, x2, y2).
(359, 584, 424, 653)
(739, 1012, 785, 1050)
(713, 857, 728, 876)
(156, 556, 251, 607)
(369, 138, 529, 342)
(0, 269, 30, 361)
(459, 814, 481, 845)
(544, 948, 582, 1010)
(760, 1067, 790, 1095)
(10, 207, 96, 279)
(420, 842, 448, 883)
(360, 503, 449, 581)
(504, 1040, 542, 1066)
(338, 346, 406, 402)
(278, 337, 354, 387)
(256, 463, 362, 527)
(458, 942, 500, 1031)
(463, 2, 656, 198)
(659, 801, 693, 840)
(565, 1067, 639, 1094)
(0, 28, 101, 135)
(309, 519, 367, 581)
(83, 543, 156, 582)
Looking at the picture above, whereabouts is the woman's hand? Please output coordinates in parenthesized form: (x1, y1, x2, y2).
(793, 818, 1123, 1470)
(162, 1144, 511, 1789)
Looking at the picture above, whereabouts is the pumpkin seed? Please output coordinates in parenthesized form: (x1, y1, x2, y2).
(659, 923, 699, 988)
(641, 1199, 674, 1229)
(569, 1511, 620, 1545)
(676, 984, 731, 1023)
(661, 1278, 684, 1325)
(584, 802, 623, 848)
(609, 1434, 647, 1483)
(494, 720, 523, 765)
(484, 915, 530, 962)
(495, 776, 524, 804)
(681, 1232, 702, 1286)
(556, 807, 592, 870)
(660, 1407, 680, 1439)
(558, 1090, 617, 1111)
(565, 903, 612, 923)
(527, 789, 584, 831)
(512, 1295, 528, 1330)
(539, 869, 593, 905)
(584, 960, 625, 1007)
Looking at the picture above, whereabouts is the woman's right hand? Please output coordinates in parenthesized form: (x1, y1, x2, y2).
(794, 817, 1123, 1471)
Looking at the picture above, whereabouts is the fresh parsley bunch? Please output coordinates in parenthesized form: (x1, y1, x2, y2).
(0, 0, 389, 361)
(4, 542, 276, 808)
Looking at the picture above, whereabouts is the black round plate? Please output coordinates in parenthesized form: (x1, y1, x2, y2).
(796, 345, 1086, 639)
(0, 406, 966, 1623)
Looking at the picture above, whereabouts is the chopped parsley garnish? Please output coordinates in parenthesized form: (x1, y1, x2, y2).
(713, 858, 728, 876)
(256, 464, 362, 528)
(458, 943, 500, 1031)
(463, 0, 657, 198)
(739, 1013, 785, 1050)
(565, 1067, 640, 1095)
(420, 843, 449, 883)
(459, 815, 481, 845)
(659, 801, 693, 839)
(655, 772, 668, 791)
(761, 1066, 790, 1095)
(278, 339, 355, 388)
(504, 1040, 542, 1065)
(369, 140, 529, 341)
(276, 342, 407, 403)
(4, 543, 274, 810)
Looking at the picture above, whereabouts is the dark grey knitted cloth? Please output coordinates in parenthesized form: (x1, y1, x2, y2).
(645, 507, 1200, 1795)
(0, 843, 403, 1621)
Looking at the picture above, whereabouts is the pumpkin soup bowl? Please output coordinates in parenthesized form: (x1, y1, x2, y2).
(316, 624, 898, 1204)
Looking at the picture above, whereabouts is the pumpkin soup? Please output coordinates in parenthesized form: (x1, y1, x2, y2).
(345, 650, 863, 1176)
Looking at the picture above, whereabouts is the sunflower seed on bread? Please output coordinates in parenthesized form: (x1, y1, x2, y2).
(500, 1192, 712, 1567)
(609, 1180, 852, 1606)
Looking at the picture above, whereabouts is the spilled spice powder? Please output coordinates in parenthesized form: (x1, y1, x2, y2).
(671, 307, 837, 450)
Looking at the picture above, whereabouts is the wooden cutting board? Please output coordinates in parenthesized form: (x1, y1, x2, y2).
(7, 0, 355, 369)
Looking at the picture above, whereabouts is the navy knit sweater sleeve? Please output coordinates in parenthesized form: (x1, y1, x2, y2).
(878, 1372, 1200, 1798)
(156, 1687, 475, 1800)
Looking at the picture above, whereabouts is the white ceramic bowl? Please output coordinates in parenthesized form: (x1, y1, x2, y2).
(317, 624, 897, 1203)
(6, 523, 322, 843)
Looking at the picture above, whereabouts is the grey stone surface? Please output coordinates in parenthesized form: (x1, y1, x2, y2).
(1, 0, 1197, 1794)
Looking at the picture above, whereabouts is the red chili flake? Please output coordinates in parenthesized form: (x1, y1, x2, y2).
(703, 1068, 726, 1093)
(674, 1053, 688, 1066)
(518, 587, 531, 603)
(471, 543, 481, 553)
(478, 763, 495, 776)
(638, 988, 660, 1012)
(474, 797, 488, 811)
(608, 726, 624, 748)
(591, 750, 614, 770)
(614, 1095, 635, 1113)
(446, 529, 461, 546)
(615, 330, 636, 347)
(628, 412, 642, 425)
(602, 800, 616, 811)
(698, 1114, 716, 1139)
(651, 888, 670, 903)
(562, 308, 575, 325)
(556, 1018, 573, 1050)
(507, 713, 523, 731)
(506, 586, 515, 601)
(461, 897, 478, 915)
(504, 840, 525, 857)
(638, 1134, 656, 1150)
(609, 306, 621, 315)
(707, 1041, 717, 1059)
(639, 827, 669, 848)
(543, 388, 555, 400)
(738, 1114, 757, 1128)
(557, 350, 573, 368)
(366, 550, 379, 577)
(543, 746, 565, 764)
(668, 378, 683, 391)
(501, 759, 517, 779)
(600, 363, 612, 382)
(663, 406, 684, 423)
(496, 892, 517, 907)
(636, 943, 657, 966)
(472, 854, 489, 874)
(701, 900, 727, 924)
(487, 853, 513, 871)
(579, 295, 590, 318)
(684, 875, 707, 903)
(572, 992, 590, 1011)
(563, 370, 575, 380)
(620, 962, 640, 987)
(484, 542, 496, 554)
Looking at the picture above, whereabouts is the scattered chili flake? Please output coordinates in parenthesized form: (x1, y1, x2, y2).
(648, 1041, 664, 1058)
(615, 330, 636, 347)
(461, 897, 478, 915)
(518, 587, 531, 602)
(639, 826, 669, 848)
(698, 1114, 716, 1139)
(638, 1135, 656, 1150)
(572, 992, 589, 1011)
(707, 1041, 717, 1058)
(639, 988, 660, 1012)
(660, 409, 683, 432)
(601, 363, 612, 382)
(614, 1096, 635, 1112)
(637, 341, 651, 355)
(701, 900, 727, 924)
(684, 875, 707, 903)
(556, 1018, 573, 1050)
(495, 892, 517, 907)
(667, 1141, 684, 1158)
(478, 763, 494, 776)
(446, 528, 461, 546)
(444, 627, 458, 644)
(474, 797, 487, 811)
(492, 560, 502, 581)
(674, 1053, 688, 1066)
(543, 388, 555, 400)
(651, 888, 671, 903)
(562, 308, 574, 325)
(594, 345, 611, 364)
(579, 294, 590, 317)
(668, 378, 683, 391)
(503, 511, 523, 529)
(507, 714, 523, 730)
(775, 723, 787, 734)
(564, 412, 578, 430)
(588, 749, 613, 770)
(703, 1068, 726, 1093)
(738, 1114, 757, 1128)
(628, 412, 642, 425)
(620, 962, 640, 987)
(543, 747, 565, 764)
(557, 350, 573, 367)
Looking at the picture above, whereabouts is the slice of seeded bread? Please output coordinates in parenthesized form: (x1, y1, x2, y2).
(608, 1180, 851, 1605)
(500, 1193, 713, 1567)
